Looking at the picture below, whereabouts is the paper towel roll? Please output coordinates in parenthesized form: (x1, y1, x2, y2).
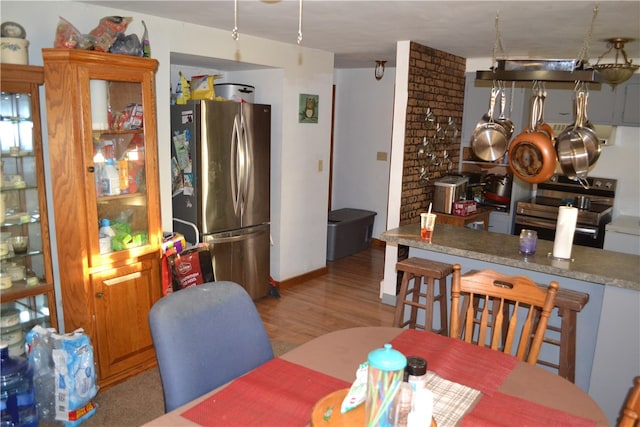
(90, 80, 109, 130)
(553, 206, 578, 259)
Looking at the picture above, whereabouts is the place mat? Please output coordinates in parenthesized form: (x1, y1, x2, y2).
(181, 358, 350, 426)
(390, 329, 517, 395)
(427, 371, 482, 427)
(460, 391, 597, 427)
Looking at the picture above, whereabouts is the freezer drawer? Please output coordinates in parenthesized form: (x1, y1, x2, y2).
(203, 224, 270, 300)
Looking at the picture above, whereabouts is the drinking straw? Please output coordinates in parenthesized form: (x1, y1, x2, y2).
(428, 202, 432, 215)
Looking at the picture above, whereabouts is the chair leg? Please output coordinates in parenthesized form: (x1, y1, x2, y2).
(408, 276, 422, 328)
(394, 272, 413, 327)
(424, 276, 435, 332)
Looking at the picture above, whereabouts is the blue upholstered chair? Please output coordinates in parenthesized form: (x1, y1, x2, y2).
(148, 281, 274, 412)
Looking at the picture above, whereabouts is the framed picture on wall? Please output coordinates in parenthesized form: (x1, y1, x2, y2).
(299, 93, 319, 123)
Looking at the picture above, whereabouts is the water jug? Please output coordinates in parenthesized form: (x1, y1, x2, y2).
(0, 344, 38, 427)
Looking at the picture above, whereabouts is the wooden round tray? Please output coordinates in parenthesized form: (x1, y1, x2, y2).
(311, 388, 436, 426)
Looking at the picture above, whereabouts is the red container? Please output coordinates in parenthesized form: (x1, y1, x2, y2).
(453, 200, 477, 216)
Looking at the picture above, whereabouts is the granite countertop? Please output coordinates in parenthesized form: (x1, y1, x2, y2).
(381, 223, 640, 291)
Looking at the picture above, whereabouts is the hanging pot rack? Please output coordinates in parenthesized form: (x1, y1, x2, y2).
(475, 67, 602, 83)
(476, 6, 603, 83)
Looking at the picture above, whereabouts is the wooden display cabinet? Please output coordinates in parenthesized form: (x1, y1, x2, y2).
(0, 64, 58, 352)
(43, 49, 162, 389)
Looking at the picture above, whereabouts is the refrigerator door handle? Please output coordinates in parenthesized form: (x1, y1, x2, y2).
(231, 114, 241, 215)
(239, 110, 250, 215)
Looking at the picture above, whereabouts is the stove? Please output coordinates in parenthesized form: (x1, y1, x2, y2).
(513, 175, 617, 248)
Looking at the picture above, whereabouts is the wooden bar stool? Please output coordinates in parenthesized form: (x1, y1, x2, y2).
(394, 257, 453, 335)
(537, 287, 590, 383)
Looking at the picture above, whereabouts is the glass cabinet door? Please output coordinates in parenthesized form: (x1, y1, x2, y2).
(89, 78, 151, 263)
(0, 65, 56, 356)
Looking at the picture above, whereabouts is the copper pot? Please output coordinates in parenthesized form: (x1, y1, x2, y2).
(508, 95, 557, 184)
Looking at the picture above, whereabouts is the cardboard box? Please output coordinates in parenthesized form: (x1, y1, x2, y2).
(453, 200, 477, 216)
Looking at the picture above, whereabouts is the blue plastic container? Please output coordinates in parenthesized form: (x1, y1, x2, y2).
(0, 344, 38, 427)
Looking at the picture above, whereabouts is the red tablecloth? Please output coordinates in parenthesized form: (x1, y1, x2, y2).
(390, 329, 517, 395)
(181, 358, 349, 426)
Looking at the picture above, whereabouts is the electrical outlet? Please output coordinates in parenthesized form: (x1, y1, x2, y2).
(377, 151, 388, 161)
(318, 160, 323, 172)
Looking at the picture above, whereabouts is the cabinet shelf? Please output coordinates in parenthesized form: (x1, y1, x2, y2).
(0, 281, 54, 302)
(1, 63, 58, 339)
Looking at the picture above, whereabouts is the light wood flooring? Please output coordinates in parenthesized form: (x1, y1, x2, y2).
(256, 245, 395, 346)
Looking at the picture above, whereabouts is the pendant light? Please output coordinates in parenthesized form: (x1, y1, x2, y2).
(375, 60, 386, 80)
(592, 38, 639, 88)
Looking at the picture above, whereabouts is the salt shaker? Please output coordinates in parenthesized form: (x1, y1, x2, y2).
(405, 356, 428, 392)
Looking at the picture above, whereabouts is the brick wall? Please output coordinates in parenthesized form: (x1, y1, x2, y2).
(400, 42, 466, 226)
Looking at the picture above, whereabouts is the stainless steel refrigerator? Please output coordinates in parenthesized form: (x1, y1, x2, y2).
(171, 100, 271, 300)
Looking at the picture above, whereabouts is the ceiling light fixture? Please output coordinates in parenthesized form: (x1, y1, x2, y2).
(375, 60, 386, 80)
(592, 38, 639, 88)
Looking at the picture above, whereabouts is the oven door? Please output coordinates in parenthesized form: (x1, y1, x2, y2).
(514, 216, 604, 248)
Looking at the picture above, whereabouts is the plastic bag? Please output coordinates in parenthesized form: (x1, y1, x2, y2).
(165, 243, 215, 295)
(26, 327, 98, 427)
(109, 32, 142, 56)
(89, 16, 132, 52)
(54, 17, 81, 48)
(52, 329, 98, 426)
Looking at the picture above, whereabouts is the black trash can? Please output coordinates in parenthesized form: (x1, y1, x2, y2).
(326, 208, 377, 261)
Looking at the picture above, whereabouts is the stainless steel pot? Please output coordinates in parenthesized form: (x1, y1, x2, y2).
(555, 89, 593, 188)
(483, 173, 512, 204)
(495, 83, 515, 140)
(471, 86, 509, 161)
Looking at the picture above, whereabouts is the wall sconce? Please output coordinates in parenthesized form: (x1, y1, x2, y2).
(592, 38, 639, 88)
(375, 60, 386, 80)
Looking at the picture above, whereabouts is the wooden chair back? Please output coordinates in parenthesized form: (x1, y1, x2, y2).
(619, 377, 640, 427)
(450, 264, 559, 364)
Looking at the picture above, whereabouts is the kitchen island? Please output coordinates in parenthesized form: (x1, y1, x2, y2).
(380, 222, 640, 426)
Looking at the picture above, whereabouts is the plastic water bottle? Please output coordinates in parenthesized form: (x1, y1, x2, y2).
(0, 344, 39, 427)
(101, 158, 120, 196)
(99, 219, 116, 254)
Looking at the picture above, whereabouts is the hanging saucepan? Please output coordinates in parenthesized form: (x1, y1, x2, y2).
(494, 81, 515, 141)
(508, 94, 557, 184)
(555, 90, 591, 188)
(536, 84, 555, 141)
(555, 128, 590, 188)
(571, 87, 601, 167)
(523, 84, 554, 141)
(471, 86, 509, 161)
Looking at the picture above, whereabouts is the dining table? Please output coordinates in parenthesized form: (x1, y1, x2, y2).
(144, 326, 609, 426)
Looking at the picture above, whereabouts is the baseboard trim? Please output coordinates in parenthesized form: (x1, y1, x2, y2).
(371, 238, 386, 248)
(275, 266, 329, 290)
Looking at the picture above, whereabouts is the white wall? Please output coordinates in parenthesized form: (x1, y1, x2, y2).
(332, 68, 395, 238)
(1, 1, 335, 282)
